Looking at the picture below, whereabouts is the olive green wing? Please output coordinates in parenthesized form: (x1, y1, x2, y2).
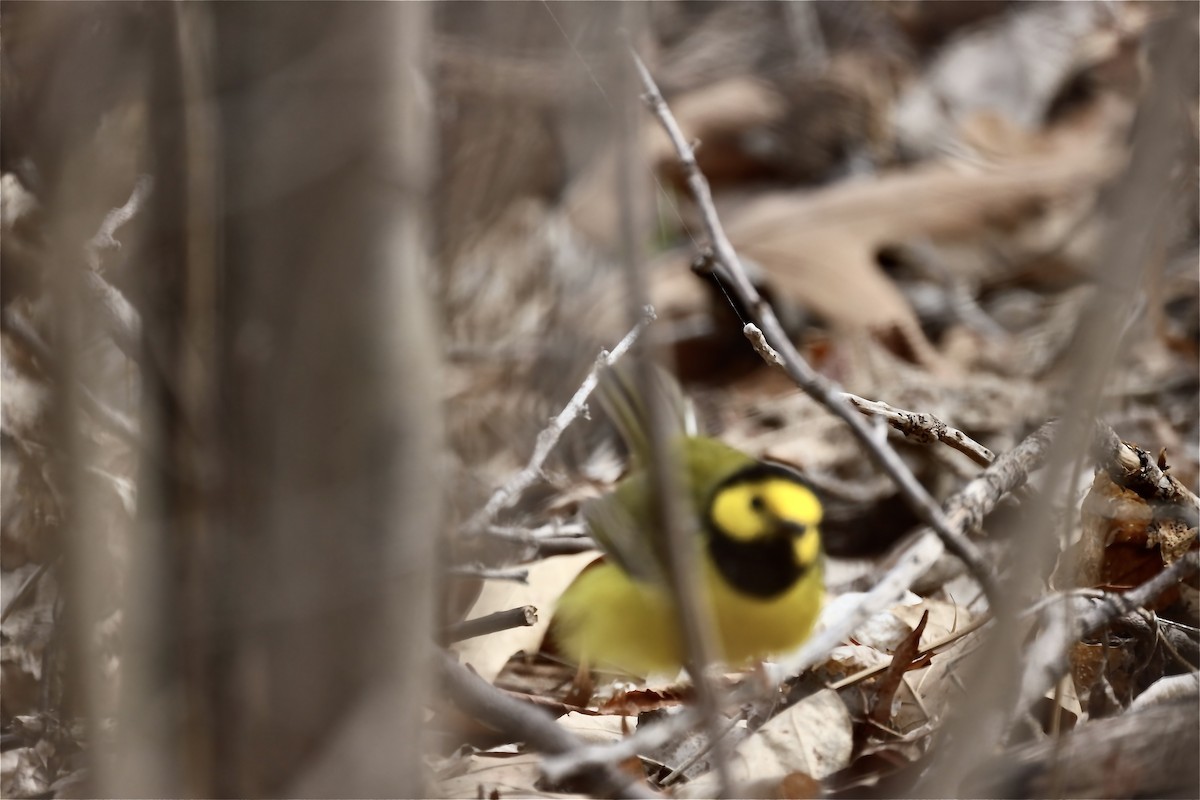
(584, 361, 753, 584)
(582, 471, 665, 584)
(583, 437, 754, 585)
(594, 360, 695, 467)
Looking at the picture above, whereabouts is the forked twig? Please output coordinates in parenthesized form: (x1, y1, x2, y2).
(743, 323, 995, 468)
(630, 51, 1001, 605)
(463, 306, 655, 535)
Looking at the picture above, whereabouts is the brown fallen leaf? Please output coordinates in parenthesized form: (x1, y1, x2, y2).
(1067, 470, 1198, 608)
(719, 148, 1114, 372)
(867, 609, 930, 731)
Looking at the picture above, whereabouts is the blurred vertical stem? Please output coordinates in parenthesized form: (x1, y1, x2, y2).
(917, 12, 1197, 796)
(118, 4, 439, 796)
(613, 10, 734, 797)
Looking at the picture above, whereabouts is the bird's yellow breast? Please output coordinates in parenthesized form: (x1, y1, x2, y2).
(553, 555, 823, 675)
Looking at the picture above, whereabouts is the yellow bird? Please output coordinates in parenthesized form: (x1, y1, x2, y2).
(553, 363, 824, 675)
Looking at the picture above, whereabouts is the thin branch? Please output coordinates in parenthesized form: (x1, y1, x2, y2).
(841, 394, 996, 468)
(746, 320, 995, 467)
(438, 651, 657, 799)
(616, 31, 732, 795)
(445, 605, 538, 643)
(631, 50, 1001, 606)
(0, 560, 56, 625)
(85, 174, 153, 269)
(486, 523, 598, 558)
(84, 176, 150, 361)
(446, 564, 529, 584)
(463, 306, 655, 535)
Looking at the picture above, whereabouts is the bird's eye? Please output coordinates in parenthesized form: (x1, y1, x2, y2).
(750, 495, 766, 513)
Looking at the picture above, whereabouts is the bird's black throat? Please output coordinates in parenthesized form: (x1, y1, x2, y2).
(706, 529, 809, 599)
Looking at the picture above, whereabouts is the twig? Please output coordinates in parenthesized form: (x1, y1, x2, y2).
(438, 651, 657, 799)
(463, 306, 655, 535)
(826, 613, 993, 691)
(445, 606, 538, 643)
(742, 323, 783, 367)
(658, 710, 747, 788)
(446, 564, 529, 584)
(617, 37, 734, 796)
(487, 522, 590, 540)
(783, 0, 828, 75)
(841, 394, 996, 468)
(84, 176, 150, 361)
(938, 421, 1054, 537)
(85, 175, 153, 269)
(486, 523, 597, 558)
(631, 50, 1001, 608)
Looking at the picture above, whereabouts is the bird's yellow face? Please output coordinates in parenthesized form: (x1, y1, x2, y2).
(704, 464, 823, 599)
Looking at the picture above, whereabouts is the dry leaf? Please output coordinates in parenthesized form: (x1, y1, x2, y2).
(437, 752, 578, 800)
(556, 711, 637, 745)
(453, 551, 598, 683)
(868, 610, 929, 729)
(679, 689, 853, 798)
(1071, 471, 1196, 606)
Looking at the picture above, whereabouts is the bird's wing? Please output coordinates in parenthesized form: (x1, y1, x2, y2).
(582, 471, 666, 584)
(594, 359, 695, 467)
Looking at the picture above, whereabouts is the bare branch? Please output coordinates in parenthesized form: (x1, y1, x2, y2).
(85, 174, 152, 268)
(630, 49, 1001, 606)
(445, 606, 538, 643)
(84, 176, 149, 360)
(463, 306, 655, 535)
(446, 564, 530, 584)
(841, 394, 996, 468)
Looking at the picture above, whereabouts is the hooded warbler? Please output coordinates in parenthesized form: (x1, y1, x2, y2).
(554, 363, 824, 675)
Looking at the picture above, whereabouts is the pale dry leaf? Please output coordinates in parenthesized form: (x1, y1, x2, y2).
(891, 622, 981, 732)
(437, 752, 581, 800)
(823, 642, 890, 681)
(721, 149, 1113, 370)
(1147, 519, 1197, 566)
(892, 2, 1106, 156)
(679, 689, 853, 798)
(453, 550, 598, 683)
(1130, 672, 1200, 711)
(1, 334, 50, 442)
(557, 711, 637, 745)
